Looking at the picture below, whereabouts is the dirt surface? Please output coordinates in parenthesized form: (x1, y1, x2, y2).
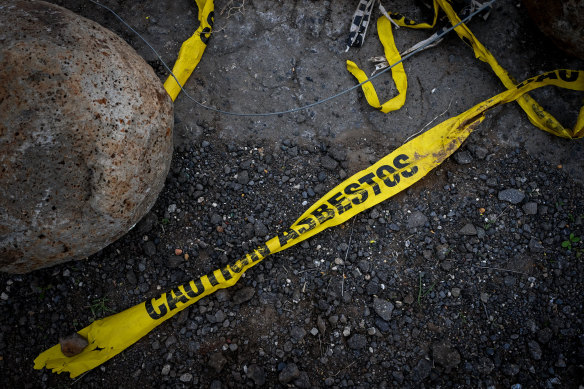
(1, 0, 583, 387)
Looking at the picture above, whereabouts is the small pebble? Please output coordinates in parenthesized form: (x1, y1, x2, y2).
(59, 333, 88, 357)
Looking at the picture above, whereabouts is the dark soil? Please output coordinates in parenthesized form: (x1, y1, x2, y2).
(1, 0, 583, 388)
(3, 131, 584, 388)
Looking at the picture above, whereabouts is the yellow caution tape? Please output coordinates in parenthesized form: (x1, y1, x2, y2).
(163, 0, 214, 101)
(348, 0, 584, 139)
(346, 16, 407, 113)
(34, 69, 584, 378)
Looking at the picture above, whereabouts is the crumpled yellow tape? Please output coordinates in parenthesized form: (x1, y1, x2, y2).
(349, 0, 584, 139)
(432, 0, 583, 139)
(163, 0, 214, 101)
(34, 70, 584, 378)
(346, 16, 407, 113)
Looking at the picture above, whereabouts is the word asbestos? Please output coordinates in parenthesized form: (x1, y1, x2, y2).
(145, 153, 419, 320)
(279, 154, 418, 246)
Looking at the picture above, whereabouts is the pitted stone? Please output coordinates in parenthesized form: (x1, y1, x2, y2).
(0, 0, 173, 273)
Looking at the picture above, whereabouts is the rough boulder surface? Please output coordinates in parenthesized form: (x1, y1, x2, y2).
(0, 0, 173, 273)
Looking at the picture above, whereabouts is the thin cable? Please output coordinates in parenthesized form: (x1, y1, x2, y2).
(88, 0, 495, 117)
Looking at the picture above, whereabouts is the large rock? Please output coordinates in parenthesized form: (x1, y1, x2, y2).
(0, 0, 173, 273)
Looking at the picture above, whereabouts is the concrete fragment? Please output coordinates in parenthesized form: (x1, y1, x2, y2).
(407, 211, 428, 228)
(498, 189, 525, 205)
(279, 363, 300, 384)
(373, 297, 394, 321)
(453, 150, 473, 165)
(432, 342, 461, 369)
(459, 223, 477, 236)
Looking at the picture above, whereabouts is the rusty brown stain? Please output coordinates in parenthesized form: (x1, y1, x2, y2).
(431, 120, 482, 162)
(412, 151, 427, 161)
(94, 98, 107, 105)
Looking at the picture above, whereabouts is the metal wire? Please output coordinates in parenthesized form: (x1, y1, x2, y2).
(88, 0, 495, 117)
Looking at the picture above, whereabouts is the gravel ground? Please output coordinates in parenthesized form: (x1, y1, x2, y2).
(3, 133, 584, 388)
(2, 0, 584, 388)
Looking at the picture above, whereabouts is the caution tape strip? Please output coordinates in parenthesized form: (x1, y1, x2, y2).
(34, 0, 584, 379)
(346, 15, 407, 113)
(163, 0, 214, 102)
